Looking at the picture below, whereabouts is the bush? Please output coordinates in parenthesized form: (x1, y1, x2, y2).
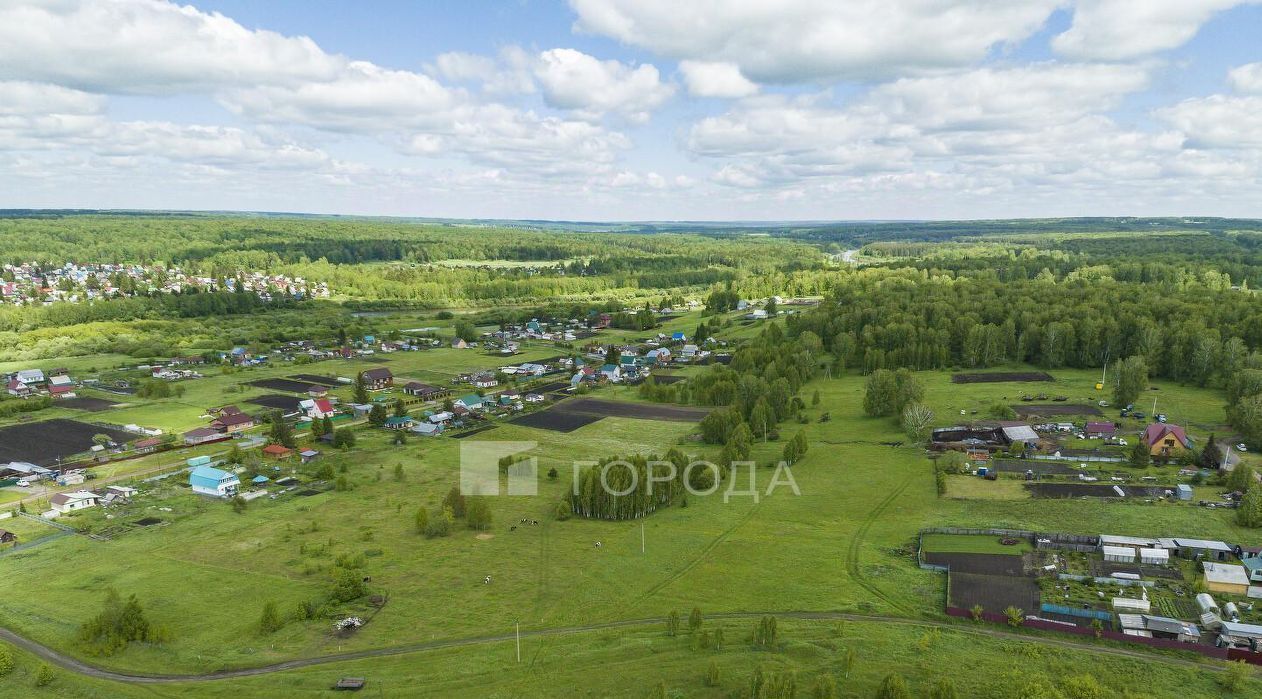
(258, 601, 283, 635)
(0, 644, 14, 676)
(34, 664, 54, 687)
(424, 509, 452, 538)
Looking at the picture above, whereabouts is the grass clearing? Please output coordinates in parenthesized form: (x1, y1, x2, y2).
(920, 533, 1034, 555)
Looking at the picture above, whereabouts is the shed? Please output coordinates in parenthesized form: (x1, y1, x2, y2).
(1112, 597, 1151, 613)
(1172, 538, 1232, 561)
(262, 444, 293, 460)
(1219, 620, 1262, 644)
(1102, 545, 1136, 563)
(1176, 484, 1193, 501)
(0, 529, 15, 544)
(1139, 548, 1169, 565)
(1203, 562, 1251, 595)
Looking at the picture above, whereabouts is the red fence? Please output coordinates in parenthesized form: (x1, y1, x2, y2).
(945, 607, 1262, 665)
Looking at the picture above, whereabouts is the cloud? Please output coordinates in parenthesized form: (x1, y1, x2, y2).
(0, 0, 344, 94)
(534, 48, 674, 122)
(678, 61, 758, 98)
(429, 46, 536, 94)
(221, 60, 460, 132)
(1229, 62, 1262, 93)
(570, 0, 1061, 82)
(1052, 0, 1256, 60)
(870, 62, 1150, 131)
(1156, 95, 1262, 149)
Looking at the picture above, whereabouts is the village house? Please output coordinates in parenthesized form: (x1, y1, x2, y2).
(49, 490, 98, 514)
(469, 372, 499, 389)
(1144, 423, 1190, 458)
(451, 338, 469, 349)
(455, 394, 485, 411)
(183, 427, 223, 446)
(189, 465, 240, 498)
(299, 398, 335, 420)
(212, 411, 256, 434)
(383, 415, 414, 430)
(403, 381, 450, 400)
(360, 367, 394, 390)
(411, 421, 443, 436)
(1203, 561, 1251, 596)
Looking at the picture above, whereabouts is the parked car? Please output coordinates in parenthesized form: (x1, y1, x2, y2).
(15, 480, 31, 487)
(1237, 443, 1248, 452)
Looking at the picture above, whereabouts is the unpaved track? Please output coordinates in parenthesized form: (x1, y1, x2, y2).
(0, 611, 1242, 685)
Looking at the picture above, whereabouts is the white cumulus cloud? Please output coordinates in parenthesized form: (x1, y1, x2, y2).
(1052, 0, 1257, 60)
(678, 61, 759, 98)
(534, 48, 674, 122)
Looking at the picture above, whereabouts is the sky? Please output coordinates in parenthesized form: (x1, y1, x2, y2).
(1, 0, 1261, 221)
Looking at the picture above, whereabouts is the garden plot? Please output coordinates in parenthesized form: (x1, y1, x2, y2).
(0, 419, 134, 465)
(1012, 404, 1102, 418)
(951, 371, 1054, 383)
(245, 378, 326, 393)
(1025, 483, 1171, 498)
(288, 374, 343, 387)
(246, 394, 304, 412)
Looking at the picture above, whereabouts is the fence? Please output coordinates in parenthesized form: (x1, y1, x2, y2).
(946, 606, 1262, 666)
(1039, 603, 1113, 621)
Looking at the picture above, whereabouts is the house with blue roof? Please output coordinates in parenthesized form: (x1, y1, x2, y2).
(599, 364, 622, 381)
(189, 465, 240, 498)
(671, 331, 686, 342)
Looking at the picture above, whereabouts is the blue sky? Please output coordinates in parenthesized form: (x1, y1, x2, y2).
(2, 0, 1261, 220)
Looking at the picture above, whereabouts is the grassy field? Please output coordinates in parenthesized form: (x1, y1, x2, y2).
(0, 616, 1252, 698)
(0, 365, 1257, 695)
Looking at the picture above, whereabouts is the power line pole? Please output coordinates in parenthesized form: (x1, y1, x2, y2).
(515, 621, 521, 663)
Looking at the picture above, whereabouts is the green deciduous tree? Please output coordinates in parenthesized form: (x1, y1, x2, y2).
(1238, 483, 1262, 528)
(863, 369, 899, 417)
(1112, 356, 1148, 406)
(1128, 441, 1150, 469)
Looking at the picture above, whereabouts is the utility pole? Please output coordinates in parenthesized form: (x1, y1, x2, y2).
(516, 621, 521, 663)
(641, 523, 645, 554)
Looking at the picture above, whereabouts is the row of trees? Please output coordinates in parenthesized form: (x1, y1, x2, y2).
(783, 264, 1262, 385)
(567, 451, 693, 520)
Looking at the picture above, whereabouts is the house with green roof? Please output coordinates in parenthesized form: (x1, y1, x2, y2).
(455, 394, 485, 410)
(383, 415, 415, 430)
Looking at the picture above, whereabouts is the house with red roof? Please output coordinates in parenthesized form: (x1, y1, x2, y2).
(1144, 423, 1190, 458)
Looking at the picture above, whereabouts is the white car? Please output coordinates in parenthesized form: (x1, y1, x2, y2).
(1237, 443, 1248, 452)
(1117, 438, 1128, 447)
(15, 480, 30, 487)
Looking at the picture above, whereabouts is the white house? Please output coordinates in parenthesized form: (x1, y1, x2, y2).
(49, 490, 98, 513)
(189, 465, 240, 498)
(15, 369, 45, 385)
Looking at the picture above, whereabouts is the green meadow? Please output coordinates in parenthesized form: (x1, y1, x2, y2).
(0, 366, 1255, 698)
